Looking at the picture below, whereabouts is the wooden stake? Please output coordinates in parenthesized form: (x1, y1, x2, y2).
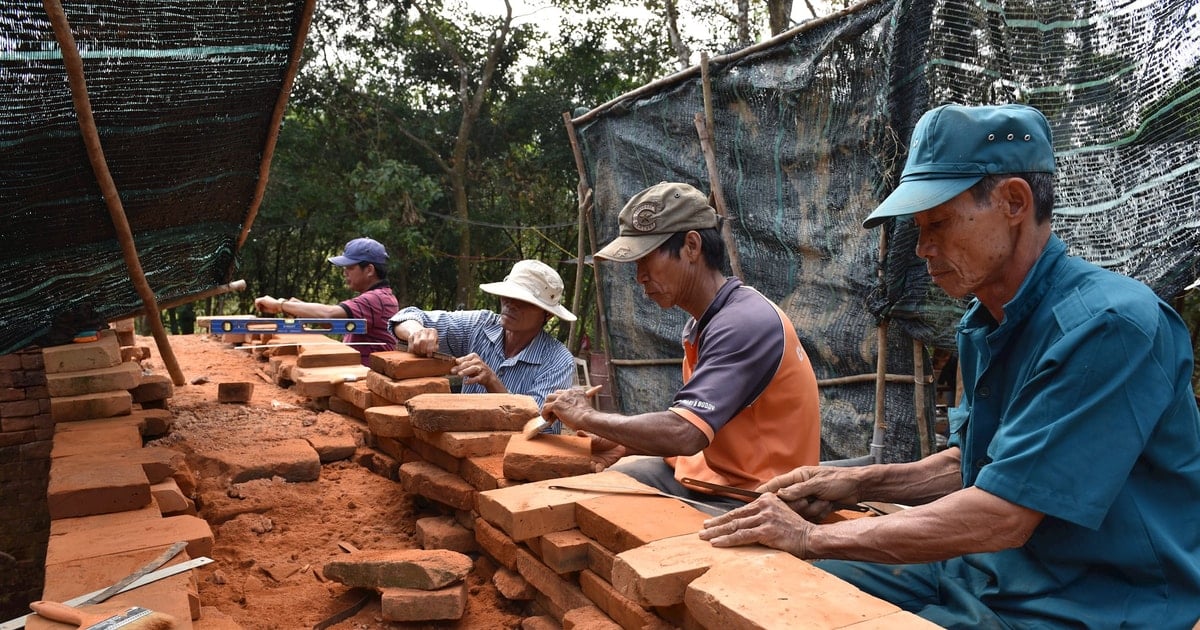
(42, 0, 185, 385)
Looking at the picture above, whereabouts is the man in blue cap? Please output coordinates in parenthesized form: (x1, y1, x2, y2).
(255, 237, 399, 365)
(699, 104, 1200, 627)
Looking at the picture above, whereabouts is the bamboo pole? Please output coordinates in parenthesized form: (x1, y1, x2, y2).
(132, 280, 247, 315)
(913, 338, 931, 458)
(235, 0, 317, 255)
(561, 113, 621, 410)
(42, 0, 185, 386)
(868, 227, 891, 464)
(694, 52, 743, 279)
(817, 372, 932, 387)
(563, 112, 589, 353)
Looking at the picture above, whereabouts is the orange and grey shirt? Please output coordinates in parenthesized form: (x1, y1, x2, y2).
(666, 278, 820, 497)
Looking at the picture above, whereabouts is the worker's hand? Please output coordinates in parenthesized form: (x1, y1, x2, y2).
(452, 353, 500, 390)
(406, 327, 440, 356)
(254, 295, 282, 314)
(699, 493, 815, 557)
(577, 430, 627, 472)
(541, 386, 595, 429)
(758, 466, 861, 523)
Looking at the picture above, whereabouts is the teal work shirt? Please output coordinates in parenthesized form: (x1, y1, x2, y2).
(949, 235, 1200, 627)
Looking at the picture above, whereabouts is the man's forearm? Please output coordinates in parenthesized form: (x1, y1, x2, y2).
(852, 447, 963, 505)
(567, 409, 707, 457)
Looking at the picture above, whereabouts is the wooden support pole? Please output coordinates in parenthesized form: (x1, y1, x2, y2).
(913, 338, 932, 458)
(42, 0, 185, 386)
(562, 112, 589, 353)
(695, 53, 743, 279)
(236, 0, 317, 254)
(869, 228, 891, 463)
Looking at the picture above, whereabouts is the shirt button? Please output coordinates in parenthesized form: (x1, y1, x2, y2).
(977, 386, 990, 398)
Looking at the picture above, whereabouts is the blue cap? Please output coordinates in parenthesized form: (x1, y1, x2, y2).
(328, 237, 388, 266)
(863, 104, 1055, 229)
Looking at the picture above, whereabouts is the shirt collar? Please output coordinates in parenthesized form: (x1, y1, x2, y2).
(684, 277, 741, 340)
(960, 234, 1066, 334)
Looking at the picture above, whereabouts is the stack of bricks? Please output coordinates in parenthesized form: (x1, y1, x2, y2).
(473, 472, 939, 629)
(25, 333, 217, 629)
(0, 344, 51, 615)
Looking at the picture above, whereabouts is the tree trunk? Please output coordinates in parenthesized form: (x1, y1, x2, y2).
(767, 0, 795, 35)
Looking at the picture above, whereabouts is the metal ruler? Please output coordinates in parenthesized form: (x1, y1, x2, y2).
(0, 556, 213, 630)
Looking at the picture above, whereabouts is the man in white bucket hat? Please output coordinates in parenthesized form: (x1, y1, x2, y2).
(389, 260, 576, 431)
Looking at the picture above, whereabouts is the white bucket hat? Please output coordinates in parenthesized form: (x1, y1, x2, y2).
(480, 260, 577, 322)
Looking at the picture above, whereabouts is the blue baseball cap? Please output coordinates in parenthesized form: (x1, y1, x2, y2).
(863, 104, 1056, 229)
(328, 237, 388, 266)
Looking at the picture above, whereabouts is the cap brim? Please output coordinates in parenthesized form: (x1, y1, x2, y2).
(327, 255, 357, 266)
(480, 281, 577, 322)
(862, 176, 982, 229)
(593, 233, 671, 262)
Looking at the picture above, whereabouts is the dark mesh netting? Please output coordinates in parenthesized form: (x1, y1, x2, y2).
(0, 0, 307, 353)
(574, 0, 1200, 463)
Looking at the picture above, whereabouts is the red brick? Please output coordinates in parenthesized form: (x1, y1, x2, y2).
(292, 365, 369, 398)
(150, 477, 193, 515)
(404, 435, 462, 473)
(191, 438, 321, 483)
(406, 392, 539, 432)
(369, 351, 455, 380)
(492, 566, 536, 600)
(39, 546, 195, 628)
(324, 549, 473, 590)
(216, 381, 254, 403)
(47, 458, 151, 520)
(399, 460, 475, 510)
(611, 532, 780, 608)
(1, 387, 24, 402)
(364, 404, 413, 439)
(53, 446, 184, 485)
(414, 427, 512, 459)
(1, 398, 41, 418)
(365, 371, 450, 405)
(587, 539, 616, 584)
(515, 548, 591, 616)
(45, 361, 142, 397)
(579, 569, 674, 630)
(683, 552, 908, 630)
(41, 333, 121, 373)
(576, 494, 710, 554)
(327, 394, 365, 420)
(50, 501, 163, 537)
(306, 432, 358, 463)
(539, 529, 592, 575)
(50, 424, 142, 459)
(0, 354, 22, 370)
(380, 583, 467, 621)
(475, 517, 520, 571)
(475, 471, 649, 542)
(336, 379, 376, 409)
(460, 454, 513, 492)
(129, 374, 173, 403)
(416, 515, 477, 553)
(503, 433, 594, 482)
(48, 390, 133, 422)
(296, 342, 361, 368)
(120, 345, 151, 362)
(562, 605, 622, 630)
(44, 514, 213, 566)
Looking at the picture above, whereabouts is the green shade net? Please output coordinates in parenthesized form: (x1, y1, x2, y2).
(0, 0, 308, 352)
(575, 0, 1200, 463)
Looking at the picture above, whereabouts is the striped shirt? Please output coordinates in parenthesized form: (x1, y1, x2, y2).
(388, 307, 575, 412)
(338, 282, 399, 366)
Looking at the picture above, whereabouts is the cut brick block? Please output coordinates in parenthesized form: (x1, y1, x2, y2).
(539, 529, 592, 575)
(515, 548, 591, 617)
(684, 552, 909, 630)
(130, 373, 173, 403)
(406, 392, 539, 432)
(475, 517, 520, 571)
(493, 566, 536, 600)
(38, 546, 195, 630)
(336, 379, 377, 409)
(522, 614, 563, 630)
(364, 405, 413, 439)
(579, 569, 674, 630)
(133, 407, 173, 436)
(380, 583, 467, 622)
(612, 532, 780, 608)
(399, 460, 476, 510)
(414, 427, 513, 459)
(296, 342, 362, 368)
(369, 351, 455, 380)
(562, 605, 622, 630)
(190, 438, 321, 483)
(50, 390, 132, 422)
(151, 477, 193, 515)
(42, 332, 121, 374)
(47, 458, 151, 520)
(306, 432, 358, 463)
(50, 424, 142, 459)
(406, 435, 462, 473)
(839, 612, 946, 629)
(50, 501, 162, 537)
(328, 394, 365, 420)
(475, 471, 655, 542)
(217, 381, 254, 403)
(587, 539, 616, 584)
(366, 371, 450, 405)
(461, 454, 513, 492)
(121, 345, 151, 362)
(57, 446, 186, 485)
(503, 433, 594, 482)
(416, 515, 477, 553)
(576, 494, 710, 554)
(46, 361, 143, 397)
(292, 364, 370, 398)
(268, 354, 297, 384)
(45, 514, 213, 566)
(324, 549, 473, 590)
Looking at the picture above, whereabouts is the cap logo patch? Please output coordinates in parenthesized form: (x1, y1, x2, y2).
(631, 202, 659, 232)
